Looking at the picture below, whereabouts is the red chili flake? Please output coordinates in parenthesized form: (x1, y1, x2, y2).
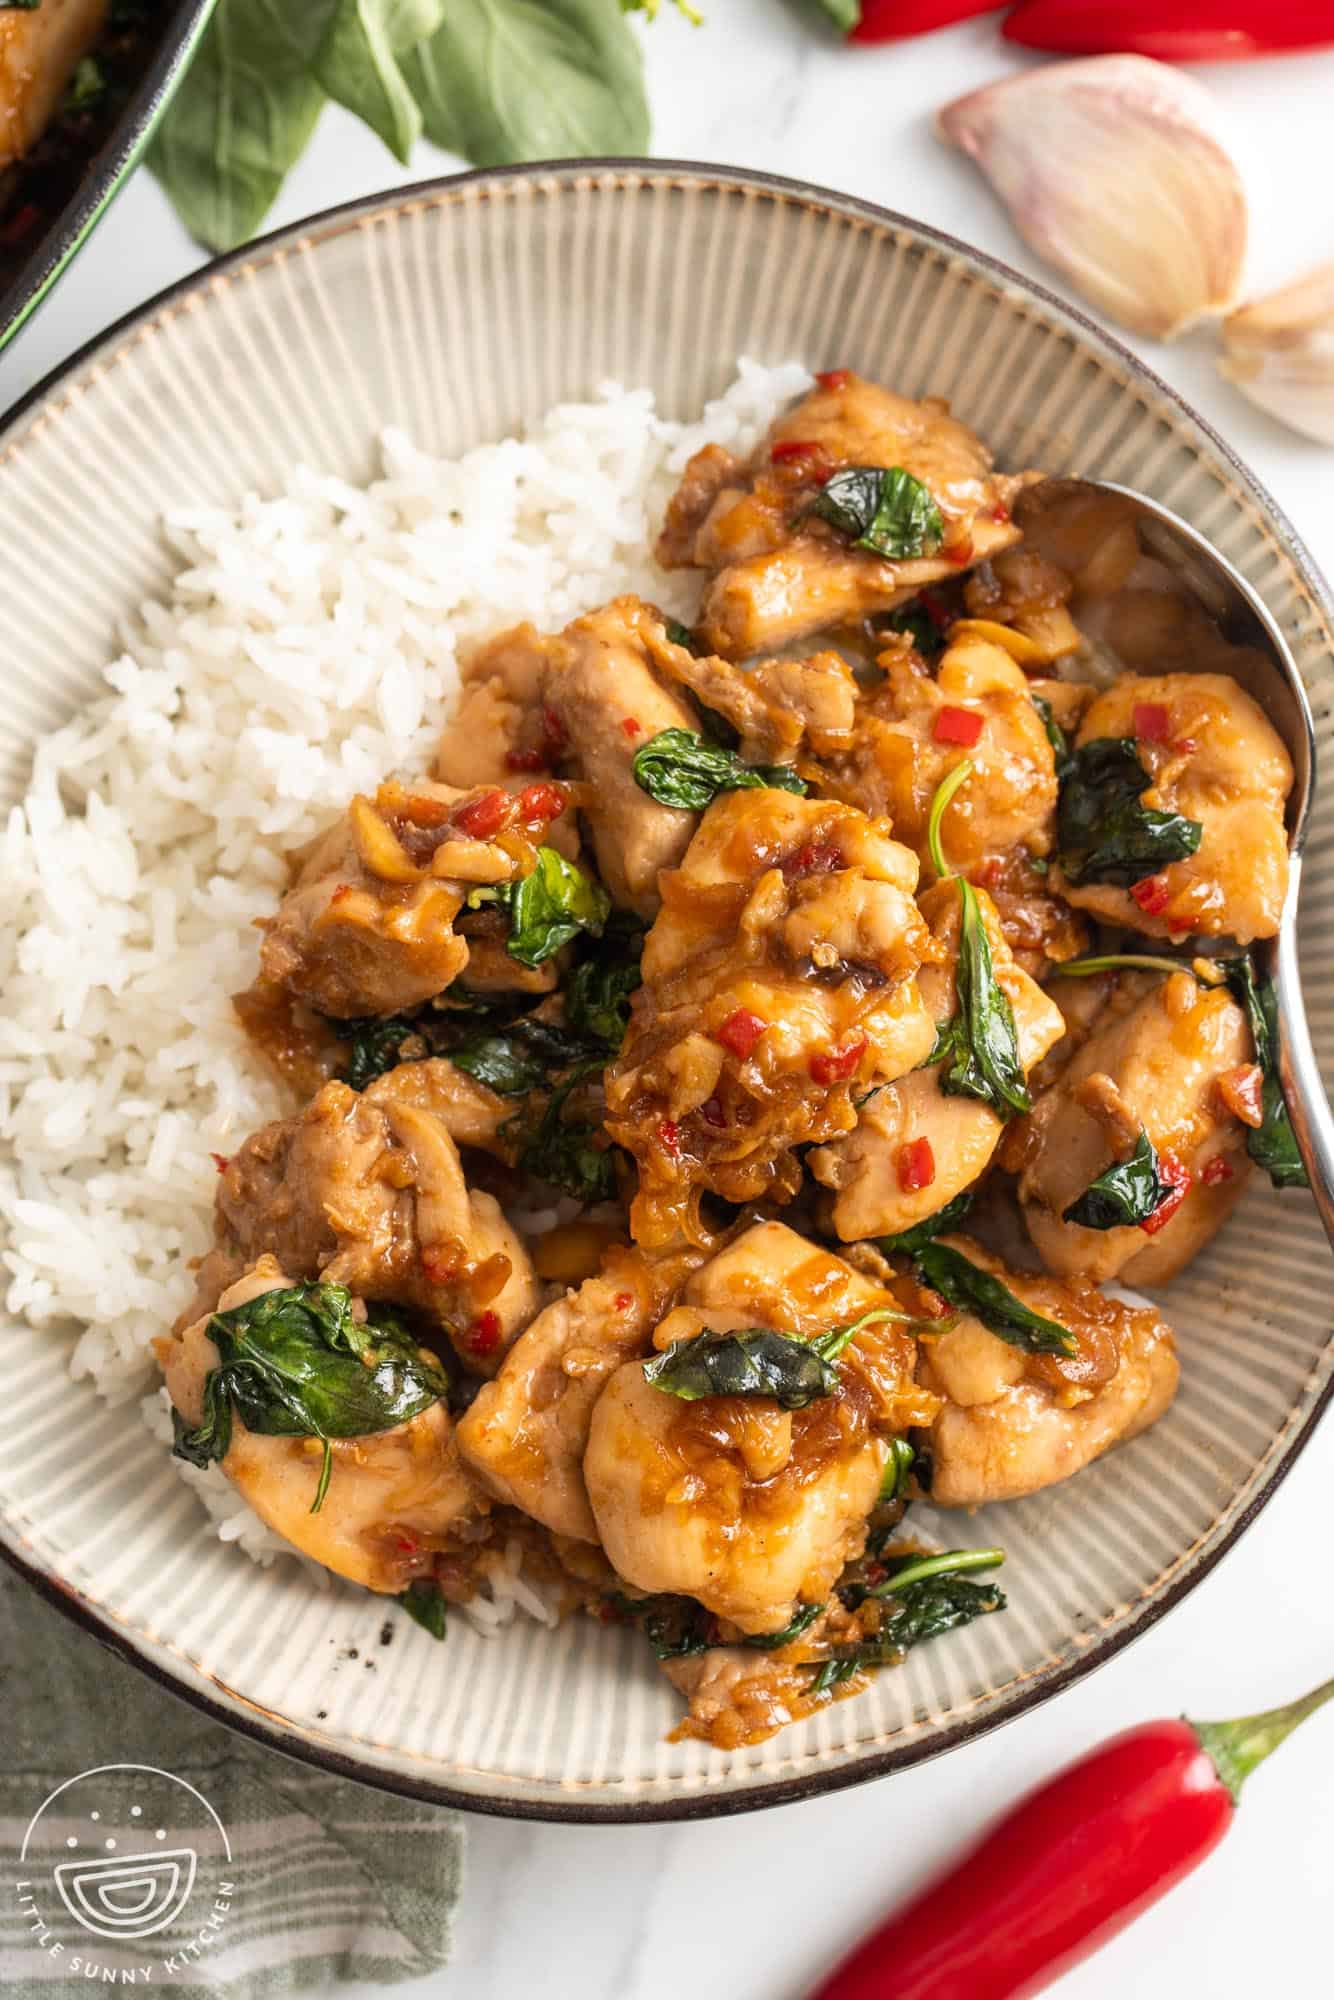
(1130, 872, 1173, 916)
(657, 1119, 682, 1158)
(211, 1153, 230, 1175)
(972, 858, 1003, 889)
(421, 1245, 461, 1283)
(1140, 1152, 1192, 1235)
(989, 501, 1011, 525)
(541, 705, 568, 756)
(1167, 918, 1194, 937)
(454, 788, 510, 840)
(717, 1008, 767, 1060)
(809, 1034, 868, 1085)
(933, 705, 984, 748)
(613, 1292, 634, 1312)
(896, 1136, 936, 1192)
(772, 438, 825, 464)
(815, 368, 850, 391)
(781, 839, 843, 881)
(392, 1531, 420, 1556)
(516, 781, 566, 826)
(504, 746, 547, 773)
(701, 1096, 726, 1128)
(945, 534, 976, 568)
(1217, 1062, 1265, 1129)
(620, 717, 643, 739)
(1201, 1155, 1235, 1187)
(468, 1309, 503, 1356)
(1133, 702, 1171, 743)
(1172, 737, 1198, 756)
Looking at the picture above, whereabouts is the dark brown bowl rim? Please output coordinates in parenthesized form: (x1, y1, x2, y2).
(2, 156, 1331, 1824)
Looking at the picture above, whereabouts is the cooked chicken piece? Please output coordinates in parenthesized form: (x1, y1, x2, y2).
(585, 1222, 937, 1635)
(1050, 672, 1292, 945)
(1014, 970, 1254, 1285)
(456, 1247, 689, 1541)
(1, 0, 107, 170)
(259, 777, 568, 1019)
(604, 789, 939, 1247)
(652, 644, 859, 766)
(657, 372, 1037, 657)
(436, 598, 704, 920)
(810, 879, 1064, 1240)
(965, 845, 1089, 977)
(661, 1647, 822, 1750)
(194, 1061, 538, 1373)
(158, 1259, 486, 1593)
(820, 627, 1060, 879)
(915, 1238, 1179, 1506)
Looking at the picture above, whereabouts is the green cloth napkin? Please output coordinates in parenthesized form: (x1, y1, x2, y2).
(0, 1570, 463, 1995)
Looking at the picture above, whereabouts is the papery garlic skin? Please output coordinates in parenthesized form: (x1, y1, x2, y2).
(1220, 264, 1334, 446)
(937, 56, 1248, 341)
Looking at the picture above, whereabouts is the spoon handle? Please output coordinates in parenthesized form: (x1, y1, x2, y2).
(1274, 863, 1334, 1252)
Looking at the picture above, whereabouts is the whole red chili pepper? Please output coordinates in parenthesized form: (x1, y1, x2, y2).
(805, 1673, 1334, 2000)
(850, 0, 1002, 41)
(1001, 0, 1334, 61)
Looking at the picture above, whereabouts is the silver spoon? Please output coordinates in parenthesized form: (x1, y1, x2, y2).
(1044, 479, 1334, 1246)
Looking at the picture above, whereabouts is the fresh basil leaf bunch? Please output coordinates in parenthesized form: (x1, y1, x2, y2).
(171, 1282, 449, 1512)
(150, 0, 660, 253)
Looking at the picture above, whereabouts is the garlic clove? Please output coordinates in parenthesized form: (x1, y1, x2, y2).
(1219, 263, 1334, 446)
(937, 55, 1247, 341)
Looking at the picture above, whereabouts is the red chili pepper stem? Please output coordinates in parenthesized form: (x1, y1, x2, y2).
(1192, 1672, 1334, 1802)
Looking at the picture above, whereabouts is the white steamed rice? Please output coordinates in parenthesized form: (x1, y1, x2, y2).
(0, 359, 813, 1589)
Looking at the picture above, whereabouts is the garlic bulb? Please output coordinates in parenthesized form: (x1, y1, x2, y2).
(1219, 264, 1334, 446)
(937, 56, 1248, 341)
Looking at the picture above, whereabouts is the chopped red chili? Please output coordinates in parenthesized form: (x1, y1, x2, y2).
(945, 534, 976, 567)
(1172, 737, 1198, 756)
(815, 368, 850, 391)
(541, 704, 567, 755)
(620, 717, 643, 738)
(1133, 702, 1171, 743)
(717, 1008, 767, 1060)
(1217, 1062, 1265, 1129)
(989, 500, 1011, 524)
(469, 1310, 503, 1356)
(392, 1531, 420, 1556)
(1130, 872, 1173, 916)
(613, 1292, 634, 1312)
(772, 438, 826, 465)
(809, 1034, 868, 1085)
(896, 1136, 936, 1192)
(1200, 1155, 1235, 1187)
(657, 1119, 682, 1158)
(211, 1153, 230, 1174)
(934, 705, 984, 748)
(516, 781, 566, 826)
(1140, 1153, 1192, 1234)
(421, 1245, 462, 1283)
(454, 788, 510, 840)
(782, 839, 844, 881)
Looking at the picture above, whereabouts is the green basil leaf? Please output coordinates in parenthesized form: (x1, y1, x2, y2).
(1056, 738, 1203, 888)
(743, 1601, 824, 1651)
(664, 619, 704, 654)
(885, 604, 944, 656)
(876, 1192, 975, 1257)
(449, 1014, 601, 1095)
(879, 1435, 916, 1503)
(171, 1283, 449, 1512)
(332, 1013, 423, 1090)
(479, 846, 611, 967)
(910, 1243, 1075, 1357)
(800, 466, 944, 562)
(632, 728, 807, 810)
(403, 0, 649, 165)
(1062, 1129, 1172, 1230)
(502, 1058, 617, 1202)
(399, 1578, 448, 1639)
(643, 1306, 936, 1411)
(1031, 693, 1072, 777)
(930, 880, 1030, 1119)
(606, 1592, 712, 1660)
(815, 1553, 1005, 1692)
(149, 0, 326, 252)
(1216, 958, 1308, 1189)
(313, 0, 448, 163)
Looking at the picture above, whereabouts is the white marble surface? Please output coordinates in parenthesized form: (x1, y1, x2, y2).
(7, 6, 1334, 1996)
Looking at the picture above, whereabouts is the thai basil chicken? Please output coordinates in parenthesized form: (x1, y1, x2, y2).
(157, 369, 1304, 1750)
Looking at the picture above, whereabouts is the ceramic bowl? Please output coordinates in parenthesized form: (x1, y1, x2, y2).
(3, 162, 1332, 1820)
